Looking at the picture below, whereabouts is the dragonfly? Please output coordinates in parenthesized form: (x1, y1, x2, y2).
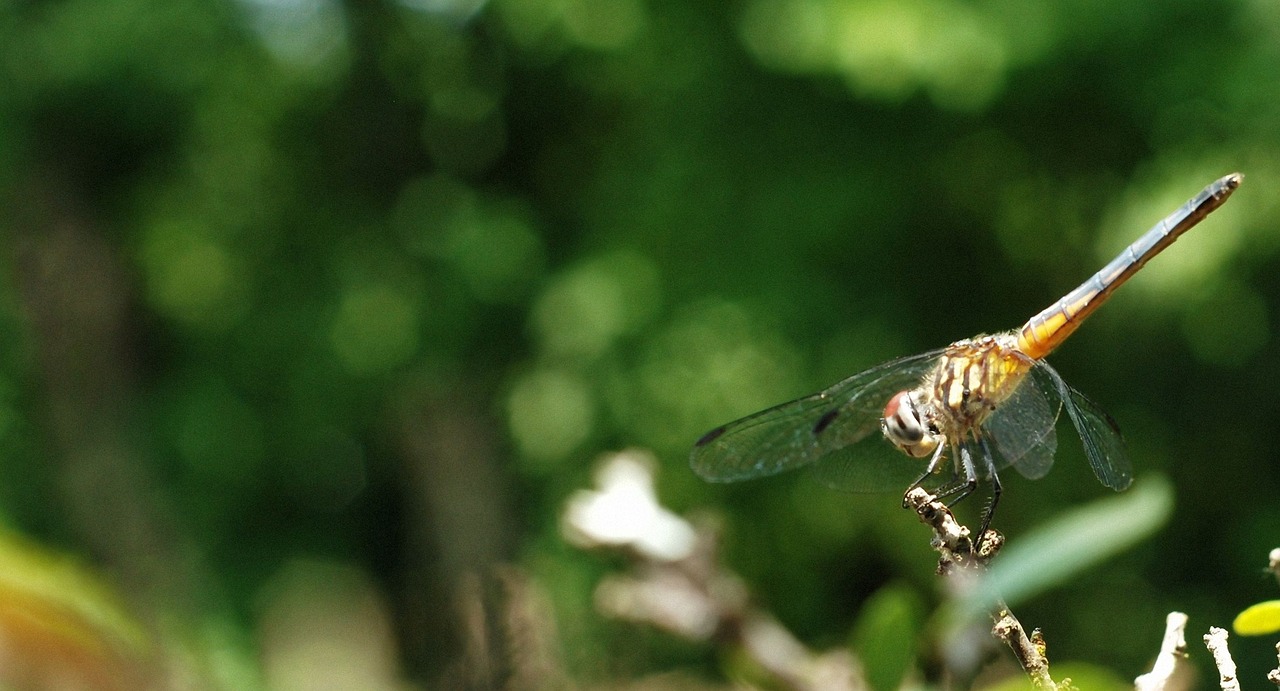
(691, 173, 1242, 545)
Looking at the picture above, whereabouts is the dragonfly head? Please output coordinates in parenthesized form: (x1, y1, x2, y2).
(881, 390, 939, 458)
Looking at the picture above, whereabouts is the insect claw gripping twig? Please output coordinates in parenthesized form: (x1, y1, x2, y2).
(905, 487, 1071, 688)
(903, 487, 993, 568)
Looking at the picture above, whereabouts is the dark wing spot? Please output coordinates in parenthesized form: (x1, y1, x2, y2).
(812, 409, 839, 436)
(695, 426, 727, 446)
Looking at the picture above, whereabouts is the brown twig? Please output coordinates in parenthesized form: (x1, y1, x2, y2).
(903, 487, 987, 573)
(990, 610, 1058, 687)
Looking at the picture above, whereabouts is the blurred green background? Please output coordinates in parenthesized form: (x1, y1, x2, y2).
(2, 0, 1280, 688)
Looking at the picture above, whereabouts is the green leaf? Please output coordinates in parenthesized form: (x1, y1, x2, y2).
(1233, 600, 1280, 636)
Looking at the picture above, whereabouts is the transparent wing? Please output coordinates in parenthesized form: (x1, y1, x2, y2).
(984, 368, 1060, 480)
(1030, 362, 1133, 490)
(690, 348, 944, 492)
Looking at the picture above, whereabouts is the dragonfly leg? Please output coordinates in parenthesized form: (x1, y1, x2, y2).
(911, 443, 980, 553)
(902, 442, 949, 508)
(933, 442, 979, 505)
(975, 436, 1001, 551)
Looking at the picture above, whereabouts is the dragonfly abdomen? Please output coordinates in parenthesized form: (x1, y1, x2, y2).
(1016, 173, 1242, 360)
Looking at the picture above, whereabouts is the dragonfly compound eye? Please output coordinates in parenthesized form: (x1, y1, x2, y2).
(882, 391, 938, 458)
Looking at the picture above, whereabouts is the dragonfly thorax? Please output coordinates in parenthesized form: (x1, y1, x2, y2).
(927, 334, 1034, 437)
(880, 334, 1035, 462)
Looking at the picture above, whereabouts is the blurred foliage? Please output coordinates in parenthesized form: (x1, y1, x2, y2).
(2, 0, 1280, 688)
(851, 582, 923, 690)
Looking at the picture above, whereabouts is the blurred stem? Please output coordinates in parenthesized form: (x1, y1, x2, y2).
(394, 386, 515, 679)
(1203, 627, 1241, 691)
(11, 172, 192, 601)
(9, 167, 194, 685)
(1134, 611, 1189, 691)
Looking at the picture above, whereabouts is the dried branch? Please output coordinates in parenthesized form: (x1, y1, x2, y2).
(1134, 612, 1189, 691)
(567, 450, 866, 691)
(1203, 627, 1241, 691)
(903, 487, 977, 563)
(991, 609, 1057, 688)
